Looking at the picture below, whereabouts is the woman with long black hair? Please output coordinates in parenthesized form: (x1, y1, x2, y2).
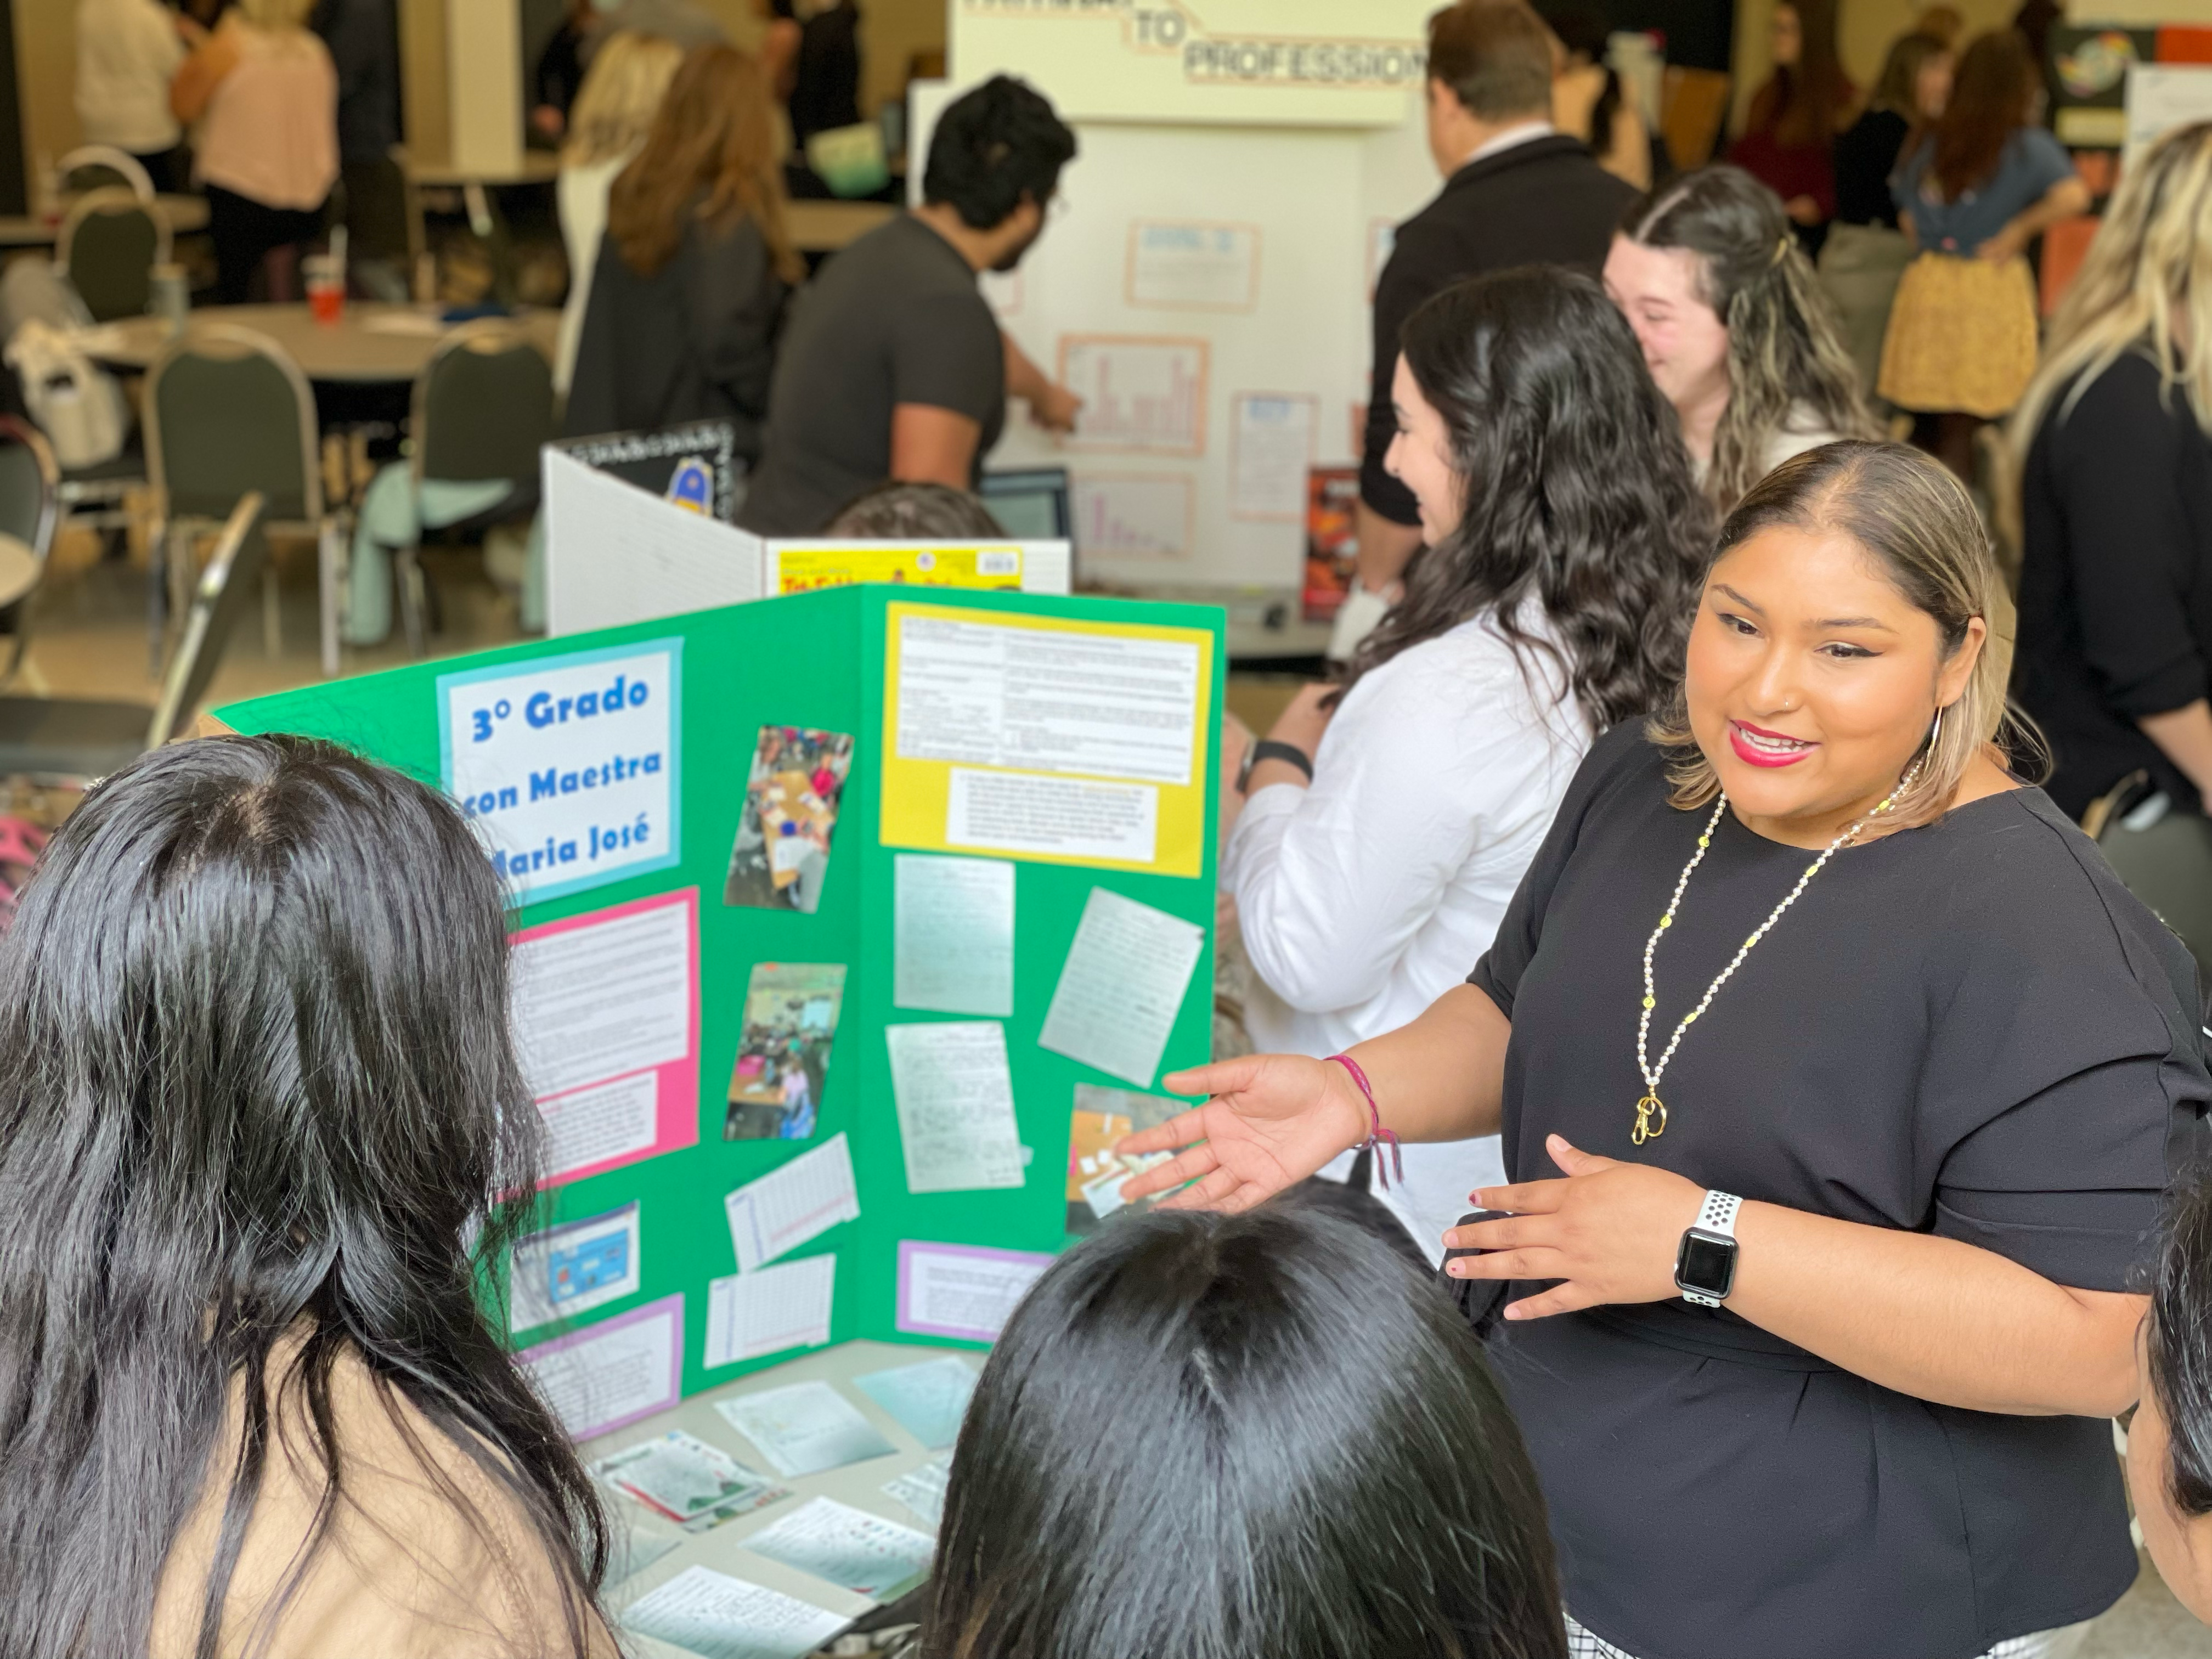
(0, 737, 613, 1656)
(1222, 267, 1712, 1259)
(919, 1198, 1568, 1659)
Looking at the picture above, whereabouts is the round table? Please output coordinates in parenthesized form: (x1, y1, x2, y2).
(87, 303, 557, 383)
(0, 535, 41, 610)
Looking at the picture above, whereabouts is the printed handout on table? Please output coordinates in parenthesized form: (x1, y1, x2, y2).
(881, 1456, 951, 1528)
(595, 1430, 788, 1532)
(724, 1133, 859, 1273)
(704, 1255, 836, 1369)
(725, 726, 853, 915)
(1037, 888, 1206, 1088)
(1058, 336, 1208, 455)
(853, 1356, 977, 1450)
(1073, 473, 1191, 560)
(1127, 221, 1260, 312)
(517, 1294, 682, 1441)
(619, 1566, 847, 1659)
(893, 854, 1013, 1017)
(743, 1497, 936, 1600)
(510, 890, 699, 1186)
(441, 638, 679, 904)
(1230, 393, 1317, 521)
(1067, 1085, 1183, 1235)
(892, 612, 1200, 785)
(883, 1022, 1025, 1194)
(715, 1380, 897, 1477)
(606, 1526, 681, 1586)
(895, 1240, 1053, 1344)
(726, 963, 846, 1141)
(510, 1200, 641, 1334)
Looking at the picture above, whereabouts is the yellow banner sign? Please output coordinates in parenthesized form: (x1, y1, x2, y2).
(774, 545, 1024, 595)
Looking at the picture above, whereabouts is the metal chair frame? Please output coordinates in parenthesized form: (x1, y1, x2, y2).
(0, 417, 58, 684)
(143, 324, 348, 677)
(55, 187, 173, 295)
(55, 146, 156, 204)
(396, 318, 552, 654)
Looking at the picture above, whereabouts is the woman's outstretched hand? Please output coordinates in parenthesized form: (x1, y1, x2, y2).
(1113, 1053, 1368, 1214)
(1444, 1135, 1703, 1320)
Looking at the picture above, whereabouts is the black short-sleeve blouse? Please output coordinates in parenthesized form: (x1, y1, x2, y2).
(1468, 722, 2209, 1659)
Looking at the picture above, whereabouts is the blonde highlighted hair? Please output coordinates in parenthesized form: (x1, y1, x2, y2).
(562, 32, 686, 170)
(2012, 120, 2212, 448)
(1647, 441, 2042, 830)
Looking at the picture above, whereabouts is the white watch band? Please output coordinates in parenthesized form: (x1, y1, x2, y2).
(1680, 1189, 1742, 1307)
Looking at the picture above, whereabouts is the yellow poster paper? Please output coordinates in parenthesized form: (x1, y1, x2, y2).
(775, 545, 1023, 595)
(880, 602, 1214, 878)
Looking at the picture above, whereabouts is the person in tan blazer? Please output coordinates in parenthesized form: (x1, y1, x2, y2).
(0, 735, 616, 1659)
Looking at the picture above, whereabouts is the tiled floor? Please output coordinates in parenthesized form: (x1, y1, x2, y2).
(2084, 1552, 2212, 1656)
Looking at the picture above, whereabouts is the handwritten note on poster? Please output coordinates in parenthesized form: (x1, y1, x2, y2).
(893, 854, 1014, 1017)
(441, 639, 680, 903)
(1037, 888, 1206, 1088)
(884, 1022, 1025, 1194)
(510, 889, 700, 1186)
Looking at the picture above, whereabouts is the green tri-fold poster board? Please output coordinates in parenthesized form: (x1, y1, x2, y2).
(219, 584, 1223, 1441)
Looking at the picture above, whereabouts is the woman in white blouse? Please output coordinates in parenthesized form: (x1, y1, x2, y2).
(1225, 267, 1712, 1255)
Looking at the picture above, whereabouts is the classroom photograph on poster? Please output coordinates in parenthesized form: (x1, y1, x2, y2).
(724, 726, 855, 914)
(726, 963, 848, 1141)
(1065, 1084, 1178, 1235)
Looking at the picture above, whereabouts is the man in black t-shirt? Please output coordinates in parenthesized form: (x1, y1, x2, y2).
(741, 77, 1081, 536)
(1336, 0, 1635, 658)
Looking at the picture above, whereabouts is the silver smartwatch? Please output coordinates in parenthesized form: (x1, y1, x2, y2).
(1674, 1189, 1742, 1307)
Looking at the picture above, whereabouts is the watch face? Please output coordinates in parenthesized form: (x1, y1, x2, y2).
(1677, 1230, 1737, 1299)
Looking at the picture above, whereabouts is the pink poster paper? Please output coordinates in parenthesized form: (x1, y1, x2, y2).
(510, 888, 701, 1187)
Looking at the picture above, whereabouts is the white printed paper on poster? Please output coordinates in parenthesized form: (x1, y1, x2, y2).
(538, 1073, 660, 1177)
(1072, 474, 1191, 560)
(511, 897, 692, 1099)
(724, 1135, 860, 1274)
(1058, 336, 1208, 456)
(441, 640, 681, 904)
(1230, 393, 1316, 521)
(884, 1022, 1026, 1194)
(1037, 888, 1206, 1088)
(945, 770, 1158, 865)
(619, 1566, 847, 1659)
(704, 1255, 836, 1368)
(517, 1295, 682, 1442)
(894, 613, 1200, 785)
(895, 1240, 1052, 1344)
(510, 1201, 642, 1334)
(1127, 221, 1260, 311)
(893, 854, 1015, 1017)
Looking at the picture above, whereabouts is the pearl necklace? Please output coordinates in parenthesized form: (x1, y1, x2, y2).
(1632, 759, 1925, 1146)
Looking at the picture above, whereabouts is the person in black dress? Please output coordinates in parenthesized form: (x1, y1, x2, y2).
(1126, 441, 2205, 1659)
(1833, 30, 1951, 229)
(2011, 120, 2212, 821)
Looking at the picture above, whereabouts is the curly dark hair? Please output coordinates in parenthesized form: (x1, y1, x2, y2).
(922, 75, 1077, 232)
(1339, 267, 1716, 732)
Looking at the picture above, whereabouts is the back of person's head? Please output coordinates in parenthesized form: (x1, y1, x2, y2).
(2015, 121, 2212, 446)
(1872, 29, 1950, 117)
(2140, 1159, 2212, 1618)
(1923, 29, 2036, 201)
(1532, 0, 1609, 67)
(609, 41, 800, 282)
(824, 481, 1008, 539)
(1621, 165, 1875, 510)
(1756, 0, 1847, 143)
(1342, 266, 1713, 732)
(1428, 0, 1555, 121)
(0, 736, 607, 1657)
(923, 76, 1077, 232)
(921, 1204, 1566, 1659)
(563, 30, 686, 168)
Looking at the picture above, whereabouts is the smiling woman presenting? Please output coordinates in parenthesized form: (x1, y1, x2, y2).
(1125, 441, 2209, 1659)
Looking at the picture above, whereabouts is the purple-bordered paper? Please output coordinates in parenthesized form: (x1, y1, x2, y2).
(516, 1292, 684, 1441)
(894, 1240, 1054, 1344)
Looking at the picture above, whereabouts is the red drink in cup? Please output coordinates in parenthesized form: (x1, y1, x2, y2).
(305, 255, 344, 325)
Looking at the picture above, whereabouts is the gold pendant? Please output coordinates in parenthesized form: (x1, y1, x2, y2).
(1633, 1093, 1667, 1145)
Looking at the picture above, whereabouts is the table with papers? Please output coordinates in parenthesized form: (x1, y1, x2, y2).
(585, 1338, 976, 1659)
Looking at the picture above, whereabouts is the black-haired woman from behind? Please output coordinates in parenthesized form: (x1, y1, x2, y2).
(2131, 1160, 2212, 1624)
(921, 1203, 1567, 1659)
(0, 736, 613, 1657)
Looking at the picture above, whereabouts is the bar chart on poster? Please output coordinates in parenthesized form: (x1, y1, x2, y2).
(1073, 475, 1193, 559)
(1058, 336, 1209, 456)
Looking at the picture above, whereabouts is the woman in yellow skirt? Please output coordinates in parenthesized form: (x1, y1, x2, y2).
(1880, 29, 2088, 477)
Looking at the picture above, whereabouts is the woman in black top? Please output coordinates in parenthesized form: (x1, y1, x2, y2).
(1126, 441, 2204, 1659)
(2011, 121, 2212, 821)
(565, 43, 800, 450)
(1833, 29, 1951, 227)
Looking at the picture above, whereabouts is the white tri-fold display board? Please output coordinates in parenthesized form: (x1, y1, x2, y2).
(929, 0, 1448, 589)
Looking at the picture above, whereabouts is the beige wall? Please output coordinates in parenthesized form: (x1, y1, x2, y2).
(15, 0, 82, 186)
